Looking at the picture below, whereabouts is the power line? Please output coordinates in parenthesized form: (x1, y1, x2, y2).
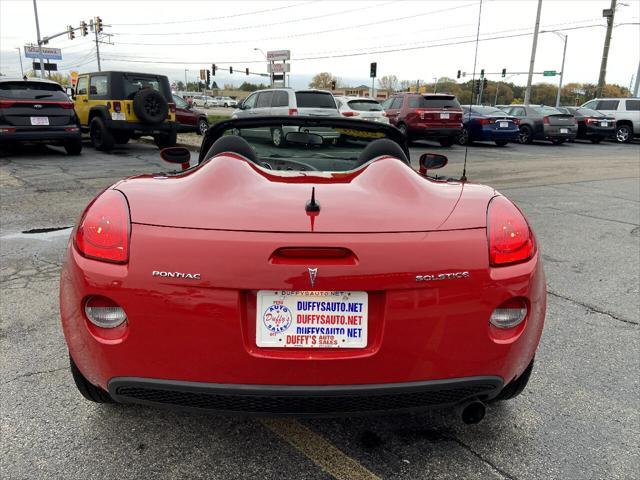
(111, 1, 395, 36)
(111, 3, 479, 46)
(109, 1, 315, 26)
(101, 21, 623, 67)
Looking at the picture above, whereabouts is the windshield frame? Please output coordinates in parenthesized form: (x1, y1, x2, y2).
(198, 116, 409, 165)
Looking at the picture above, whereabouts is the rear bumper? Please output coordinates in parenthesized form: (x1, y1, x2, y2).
(106, 119, 178, 134)
(408, 126, 461, 138)
(542, 125, 577, 139)
(583, 125, 615, 137)
(108, 376, 503, 416)
(475, 128, 519, 141)
(0, 126, 80, 142)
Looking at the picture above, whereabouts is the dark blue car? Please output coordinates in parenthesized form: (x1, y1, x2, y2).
(458, 105, 520, 146)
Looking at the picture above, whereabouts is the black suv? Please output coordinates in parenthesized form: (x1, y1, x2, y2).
(72, 71, 178, 151)
(0, 78, 82, 155)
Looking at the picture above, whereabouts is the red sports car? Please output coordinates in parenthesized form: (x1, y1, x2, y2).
(60, 117, 546, 423)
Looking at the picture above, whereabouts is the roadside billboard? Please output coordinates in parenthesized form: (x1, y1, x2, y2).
(24, 46, 62, 60)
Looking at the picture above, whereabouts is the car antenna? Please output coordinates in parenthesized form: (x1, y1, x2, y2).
(461, 0, 484, 183)
(305, 187, 320, 213)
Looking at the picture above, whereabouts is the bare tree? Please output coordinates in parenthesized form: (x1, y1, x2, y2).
(378, 75, 399, 92)
(399, 79, 411, 91)
(309, 72, 336, 89)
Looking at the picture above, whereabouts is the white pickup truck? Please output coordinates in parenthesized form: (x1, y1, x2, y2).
(581, 98, 640, 143)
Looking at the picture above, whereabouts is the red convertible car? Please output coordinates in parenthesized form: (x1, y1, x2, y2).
(60, 117, 545, 423)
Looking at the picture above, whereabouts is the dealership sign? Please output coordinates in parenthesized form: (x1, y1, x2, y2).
(24, 46, 62, 60)
(266, 50, 290, 62)
(267, 63, 290, 73)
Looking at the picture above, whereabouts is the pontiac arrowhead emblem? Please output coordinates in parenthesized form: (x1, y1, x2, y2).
(308, 268, 318, 288)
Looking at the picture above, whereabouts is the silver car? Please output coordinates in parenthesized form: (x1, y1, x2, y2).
(499, 104, 577, 144)
(232, 88, 341, 146)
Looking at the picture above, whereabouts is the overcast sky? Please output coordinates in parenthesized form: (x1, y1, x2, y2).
(1, 0, 639, 89)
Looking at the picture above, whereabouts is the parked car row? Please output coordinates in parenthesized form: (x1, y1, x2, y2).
(1, 75, 637, 154)
(177, 93, 238, 108)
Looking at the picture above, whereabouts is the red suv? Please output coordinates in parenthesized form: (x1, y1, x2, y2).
(382, 93, 463, 146)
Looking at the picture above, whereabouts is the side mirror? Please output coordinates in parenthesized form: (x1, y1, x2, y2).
(419, 153, 448, 175)
(160, 147, 191, 171)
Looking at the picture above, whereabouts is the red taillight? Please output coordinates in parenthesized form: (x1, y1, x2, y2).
(487, 196, 535, 267)
(543, 116, 549, 125)
(113, 101, 122, 113)
(58, 102, 74, 109)
(288, 108, 298, 116)
(0, 127, 17, 133)
(478, 118, 492, 125)
(341, 111, 359, 117)
(168, 102, 176, 113)
(512, 118, 520, 125)
(0, 100, 15, 108)
(75, 189, 130, 264)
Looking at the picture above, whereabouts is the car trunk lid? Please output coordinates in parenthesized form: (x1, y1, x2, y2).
(117, 155, 490, 233)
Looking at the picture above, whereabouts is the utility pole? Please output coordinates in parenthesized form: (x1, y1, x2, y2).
(15, 47, 24, 77)
(32, 0, 45, 78)
(524, 0, 543, 105)
(94, 18, 102, 72)
(633, 61, 640, 97)
(597, 0, 616, 97)
(494, 82, 500, 105)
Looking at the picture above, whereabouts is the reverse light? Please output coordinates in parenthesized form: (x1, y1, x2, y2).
(85, 295, 127, 328)
(75, 189, 130, 263)
(487, 196, 535, 266)
(489, 297, 528, 329)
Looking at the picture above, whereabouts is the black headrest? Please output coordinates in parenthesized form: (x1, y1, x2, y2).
(205, 135, 258, 163)
(356, 138, 409, 167)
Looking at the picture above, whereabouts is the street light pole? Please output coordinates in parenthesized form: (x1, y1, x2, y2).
(524, 0, 543, 105)
(184, 69, 188, 90)
(556, 34, 567, 107)
(15, 47, 24, 78)
(32, 0, 45, 78)
(433, 76, 439, 93)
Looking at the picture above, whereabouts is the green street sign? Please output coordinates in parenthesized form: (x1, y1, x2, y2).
(543, 70, 557, 77)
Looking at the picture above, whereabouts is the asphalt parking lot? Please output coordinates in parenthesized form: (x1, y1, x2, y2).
(1, 137, 639, 479)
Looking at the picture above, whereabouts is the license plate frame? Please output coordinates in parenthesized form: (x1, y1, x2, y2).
(601, 121, 608, 127)
(560, 128, 569, 134)
(111, 112, 126, 121)
(256, 290, 368, 349)
(30, 116, 49, 126)
(440, 112, 450, 119)
(499, 121, 509, 128)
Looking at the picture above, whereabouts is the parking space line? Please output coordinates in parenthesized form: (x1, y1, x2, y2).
(261, 419, 381, 480)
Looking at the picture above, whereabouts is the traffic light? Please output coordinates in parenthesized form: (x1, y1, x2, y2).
(501, 68, 506, 78)
(80, 21, 88, 36)
(370, 62, 377, 78)
(212, 64, 216, 76)
(229, 66, 233, 74)
(246, 68, 249, 76)
(95, 17, 103, 33)
(483, 78, 488, 89)
(206, 69, 211, 85)
(68, 25, 75, 40)
(331, 80, 336, 90)
(480, 69, 485, 79)
(474, 80, 480, 94)
(457, 70, 461, 79)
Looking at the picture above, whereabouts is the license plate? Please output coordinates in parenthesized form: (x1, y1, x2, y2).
(601, 121, 608, 127)
(560, 128, 568, 134)
(499, 121, 509, 128)
(440, 112, 450, 119)
(30, 117, 49, 126)
(256, 290, 368, 349)
(111, 112, 126, 120)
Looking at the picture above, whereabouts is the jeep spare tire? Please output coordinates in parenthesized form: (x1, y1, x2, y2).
(133, 88, 168, 124)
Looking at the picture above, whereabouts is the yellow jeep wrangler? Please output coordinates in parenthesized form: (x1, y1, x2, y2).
(73, 71, 178, 150)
